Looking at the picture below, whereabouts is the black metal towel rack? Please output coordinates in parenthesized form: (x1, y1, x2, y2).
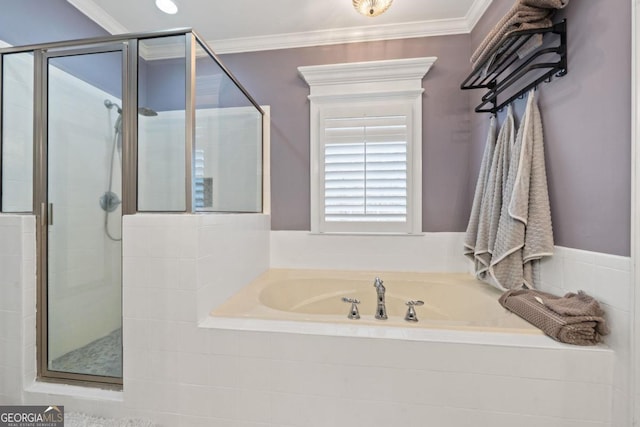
(461, 19, 567, 115)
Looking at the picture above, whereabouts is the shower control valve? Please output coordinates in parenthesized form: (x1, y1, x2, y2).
(342, 297, 361, 320)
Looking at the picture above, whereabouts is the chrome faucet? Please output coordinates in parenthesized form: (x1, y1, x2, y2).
(373, 277, 387, 320)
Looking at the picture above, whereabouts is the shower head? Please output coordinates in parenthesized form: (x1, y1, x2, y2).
(104, 99, 157, 117)
(138, 106, 158, 117)
(104, 99, 122, 114)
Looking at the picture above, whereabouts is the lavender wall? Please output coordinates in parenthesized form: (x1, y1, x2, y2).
(0, 0, 119, 99)
(470, 0, 631, 256)
(220, 36, 473, 231)
(1, 0, 631, 254)
(0, 0, 108, 46)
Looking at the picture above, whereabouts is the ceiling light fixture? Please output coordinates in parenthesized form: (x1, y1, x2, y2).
(352, 0, 393, 17)
(155, 0, 178, 15)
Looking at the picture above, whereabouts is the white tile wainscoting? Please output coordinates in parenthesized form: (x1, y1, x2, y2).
(539, 247, 633, 427)
(0, 217, 630, 426)
(0, 215, 35, 404)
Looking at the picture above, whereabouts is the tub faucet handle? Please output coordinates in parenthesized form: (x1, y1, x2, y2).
(405, 300, 424, 322)
(342, 297, 361, 320)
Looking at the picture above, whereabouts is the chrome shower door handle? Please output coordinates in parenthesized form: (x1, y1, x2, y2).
(41, 202, 53, 226)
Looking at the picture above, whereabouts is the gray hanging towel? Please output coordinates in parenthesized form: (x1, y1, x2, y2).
(474, 107, 515, 279)
(464, 116, 496, 273)
(489, 90, 554, 290)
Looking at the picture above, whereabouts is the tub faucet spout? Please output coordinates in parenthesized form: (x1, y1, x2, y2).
(373, 277, 387, 320)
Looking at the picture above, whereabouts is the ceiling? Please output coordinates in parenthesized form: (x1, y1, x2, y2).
(67, 0, 492, 54)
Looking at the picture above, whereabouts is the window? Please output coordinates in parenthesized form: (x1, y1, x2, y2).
(321, 104, 411, 232)
(298, 57, 436, 234)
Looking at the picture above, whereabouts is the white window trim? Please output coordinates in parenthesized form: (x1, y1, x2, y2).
(298, 57, 437, 234)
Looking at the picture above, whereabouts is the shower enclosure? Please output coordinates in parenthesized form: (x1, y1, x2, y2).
(0, 29, 264, 386)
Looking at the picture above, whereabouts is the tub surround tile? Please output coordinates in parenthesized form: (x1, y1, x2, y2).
(540, 246, 631, 312)
(122, 287, 149, 319)
(0, 225, 22, 255)
(207, 328, 241, 356)
(270, 230, 468, 272)
(0, 212, 624, 426)
(235, 357, 274, 391)
(174, 320, 209, 354)
(539, 246, 632, 427)
(235, 389, 272, 423)
(177, 258, 197, 290)
(121, 318, 149, 352)
(595, 267, 632, 309)
(207, 354, 240, 388)
(177, 352, 209, 386)
(121, 348, 151, 381)
(612, 387, 631, 427)
(146, 351, 181, 384)
(270, 393, 340, 427)
(177, 384, 237, 419)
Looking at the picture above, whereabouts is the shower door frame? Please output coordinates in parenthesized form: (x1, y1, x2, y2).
(0, 26, 264, 388)
(34, 40, 138, 388)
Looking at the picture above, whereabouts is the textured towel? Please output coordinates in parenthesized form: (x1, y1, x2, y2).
(510, 91, 554, 280)
(488, 91, 553, 290)
(521, 0, 569, 8)
(471, 0, 570, 69)
(499, 289, 609, 345)
(473, 107, 515, 277)
(464, 116, 497, 272)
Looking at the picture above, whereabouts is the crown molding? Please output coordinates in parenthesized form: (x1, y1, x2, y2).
(465, 0, 494, 32)
(67, 0, 492, 55)
(210, 18, 469, 54)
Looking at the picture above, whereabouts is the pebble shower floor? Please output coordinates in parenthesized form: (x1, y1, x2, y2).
(50, 328, 122, 378)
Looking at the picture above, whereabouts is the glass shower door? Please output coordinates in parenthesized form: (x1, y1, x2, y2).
(45, 48, 124, 381)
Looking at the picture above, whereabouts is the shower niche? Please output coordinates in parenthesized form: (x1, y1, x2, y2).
(0, 29, 264, 386)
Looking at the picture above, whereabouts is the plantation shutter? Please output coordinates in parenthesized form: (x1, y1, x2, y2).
(322, 112, 409, 229)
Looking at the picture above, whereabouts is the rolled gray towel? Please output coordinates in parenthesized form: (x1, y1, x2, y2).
(498, 289, 609, 345)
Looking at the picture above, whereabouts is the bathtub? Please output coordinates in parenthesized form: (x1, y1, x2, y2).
(208, 269, 548, 344)
(203, 269, 614, 425)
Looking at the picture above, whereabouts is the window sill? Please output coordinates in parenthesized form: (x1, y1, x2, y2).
(308, 231, 425, 237)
